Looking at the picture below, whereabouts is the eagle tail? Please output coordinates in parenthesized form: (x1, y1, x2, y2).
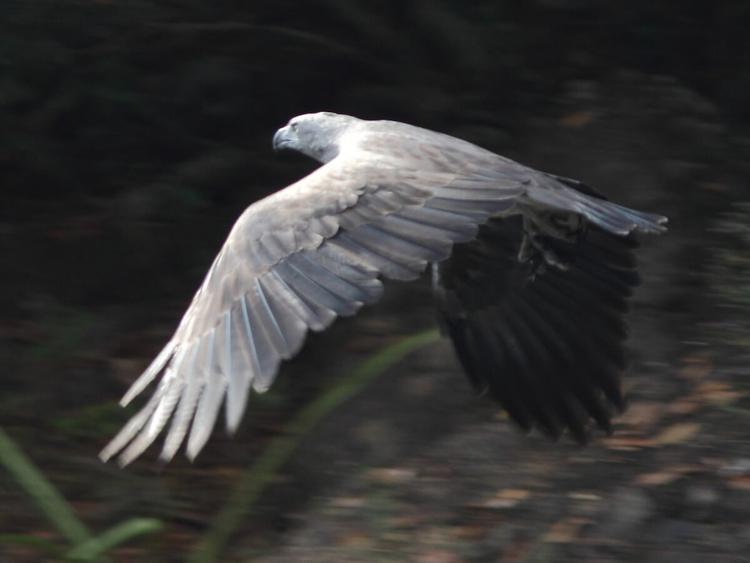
(527, 176, 668, 236)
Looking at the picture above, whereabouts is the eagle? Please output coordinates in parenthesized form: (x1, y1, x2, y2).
(101, 112, 667, 466)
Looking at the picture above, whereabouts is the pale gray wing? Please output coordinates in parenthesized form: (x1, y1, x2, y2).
(364, 120, 667, 236)
(100, 149, 526, 465)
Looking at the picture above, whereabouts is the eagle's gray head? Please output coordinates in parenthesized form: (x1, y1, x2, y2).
(272, 112, 359, 163)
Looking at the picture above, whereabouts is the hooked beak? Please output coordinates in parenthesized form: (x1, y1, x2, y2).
(272, 126, 293, 151)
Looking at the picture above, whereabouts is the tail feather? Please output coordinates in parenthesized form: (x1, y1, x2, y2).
(581, 199, 667, 235)
(528, 176, 668, 236)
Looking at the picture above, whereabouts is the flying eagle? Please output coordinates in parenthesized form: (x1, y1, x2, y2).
(101, 112, 667, 465)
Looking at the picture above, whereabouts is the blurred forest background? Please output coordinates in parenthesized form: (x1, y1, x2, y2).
(2, 1, 750, 561)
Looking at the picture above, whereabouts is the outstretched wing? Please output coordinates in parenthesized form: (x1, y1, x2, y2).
(436, 216, 639, 442)
(101, 149, 526, 465)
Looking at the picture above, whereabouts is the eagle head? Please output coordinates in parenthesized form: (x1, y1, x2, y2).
(273, 112, 358, 163)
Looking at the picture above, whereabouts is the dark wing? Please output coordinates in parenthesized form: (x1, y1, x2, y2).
(436, 216, 639, 442)
(100, 154, 526, 465)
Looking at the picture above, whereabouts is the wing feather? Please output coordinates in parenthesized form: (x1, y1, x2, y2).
(328, 233, 423, 281)
(161, 343, 205, 460)
(378, 212, 475, 243)
(187, 328, 227, 459)
(256, 276, 309, 357)
(349, 223, 451, 263)
(225, 305, 257, 432)
(436, 217, 635, 442)
(275, 260, 358, 316)
(287, 253, 379, 305)
(266, 268, 334, 330)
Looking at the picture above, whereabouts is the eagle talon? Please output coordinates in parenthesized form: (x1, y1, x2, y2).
(519, 220, 570, 277)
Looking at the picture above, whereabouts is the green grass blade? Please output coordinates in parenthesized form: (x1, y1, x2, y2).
(66, 518, 163, 561)
(189, 329, 440, 563)
(0, 427, 92, 545)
